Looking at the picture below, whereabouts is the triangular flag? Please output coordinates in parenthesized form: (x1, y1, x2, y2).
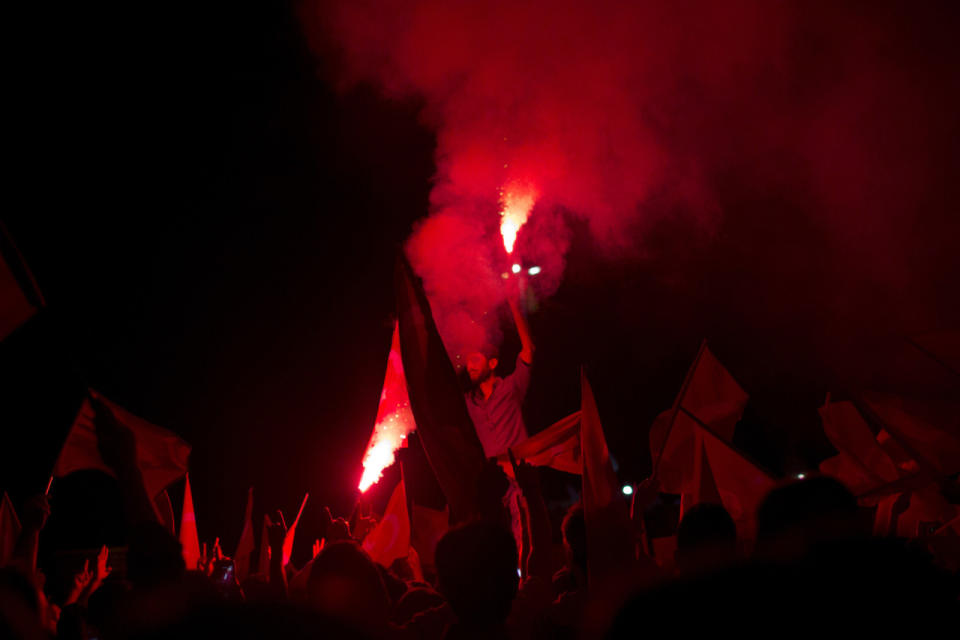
(359, 321, 417, 492)
(180, 473, 200, 571)
(497, 411, 581, 477)
(1, 492, 21, 566)
(395, 254, 487, 524)
(650, 343, 748, 494)
(362, 477, 411, 568)
(234, 487, 255, 582)
(53, 390, 191, 499)
(580, 369, 634, 586)
(282, 493, 309, 567)
(696, 419, 777, 540)
(0, 223, 44, 343)
(257, 514, 271, 577)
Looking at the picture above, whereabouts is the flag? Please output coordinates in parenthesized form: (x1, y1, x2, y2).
(358, 321, 417, 492)
(410, 503, 448, 570)
(650, 342, 748, 494)
(497, 411, 581, 478)
(395, 254, 486, 524)
(695, 417, 776, 540)
(817, 398, 900, 494)
(580, 369, 634, 585)
(53, 389, 191, 499)
(362, 477, 411, 568)
(858, 392, 960, 477)
(679, 431, 722, 518)
(282, 493, 308, 567)
(257, 514, 271, 576)
(0, 223, 44, 343)
(234, 487, 255, 581)
(155, 489, 176, 535)
(180, 473, 200, 571)
(1, 492, 21, 566)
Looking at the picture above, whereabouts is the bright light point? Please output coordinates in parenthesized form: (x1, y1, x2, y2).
(499, 181, 538, 254)
(358, 323, 417, 492)
(516, 568, 522, 577)
(511, 263, 521, 274)
(527, 266, 541, 275)
(796, 473, 806, 479)
(621, 485, 634, 496)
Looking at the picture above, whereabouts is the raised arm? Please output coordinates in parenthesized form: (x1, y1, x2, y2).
(506, 283, 534, 365)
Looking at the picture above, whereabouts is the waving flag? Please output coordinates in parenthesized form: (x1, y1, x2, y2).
(53, 390, 191, 499)
(362, 477, 411, 568)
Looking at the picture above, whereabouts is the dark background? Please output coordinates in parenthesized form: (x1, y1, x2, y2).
(2, 1, 958, 568)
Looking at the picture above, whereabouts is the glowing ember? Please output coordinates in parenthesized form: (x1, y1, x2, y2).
(499, 182, 538, 254)
(358, 322, 416, 492)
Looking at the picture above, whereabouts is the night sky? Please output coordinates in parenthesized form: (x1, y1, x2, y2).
(2, 1, 959, 565)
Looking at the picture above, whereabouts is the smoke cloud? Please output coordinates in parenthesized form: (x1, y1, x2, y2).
(304, 0, 960, 360)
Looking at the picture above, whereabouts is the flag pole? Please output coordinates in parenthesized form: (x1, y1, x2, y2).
(651, 339, 708, 479)
(292, 493, 309, 530)
(45, 476, 54, 496)
(905, 335, 960, 379)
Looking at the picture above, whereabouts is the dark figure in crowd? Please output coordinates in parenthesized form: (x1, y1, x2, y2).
(674, 502, 738, 575)
(434, 521, 519, 639)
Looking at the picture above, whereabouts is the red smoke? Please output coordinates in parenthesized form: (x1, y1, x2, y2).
(304, 0, 960, 360)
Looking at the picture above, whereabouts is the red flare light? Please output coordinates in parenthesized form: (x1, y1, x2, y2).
(358, 322, 416, 492)
(499, 181, 537, 254)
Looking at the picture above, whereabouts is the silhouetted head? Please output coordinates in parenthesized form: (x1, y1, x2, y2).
(126, 522, 186, 588)
(675, 502, 738, 574)
(757, 475, 862, 556)
(306, 541, 389, 633)
(434, 521, 518, 629)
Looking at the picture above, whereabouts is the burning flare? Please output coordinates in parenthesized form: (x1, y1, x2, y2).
(358, 322, 416, 492)
(499, 182, 538, 254)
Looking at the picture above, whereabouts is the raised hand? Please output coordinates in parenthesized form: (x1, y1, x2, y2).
(65, 559, 92, 605)
(312, 538, 322, 559)
(327, 517, 351, 542)
(353, 516, 377, 543)
(94, 545, 112, 584)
